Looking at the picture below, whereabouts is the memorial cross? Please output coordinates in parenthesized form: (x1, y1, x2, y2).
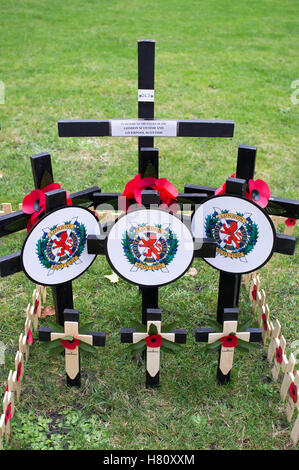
(288, 372, 299, 446)
(267, 319, 281, 363)
(186, 145, 298, 325)
(259, 302, 271, 344)
(271, 334, 287, 381)
(58, 40, 233, 325)
(121, 308, 187, 388)
(280, 353, 296, 401)
(194, 308, 262, 384)
(0, 154, 100, 325)
(38, 309, 106, 387)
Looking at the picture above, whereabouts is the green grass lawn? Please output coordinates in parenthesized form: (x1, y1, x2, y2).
(0, 0, 298, 450)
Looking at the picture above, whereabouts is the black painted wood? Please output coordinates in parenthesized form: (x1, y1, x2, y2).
(139, 147, 158, 178)
(30, 152, 54, 190)
(138, 40, 155, 159)
(225, 177, 247, 196)
(274, 234, 296, 255)
(217, 273, 241, 324)
(0, 251, 22, 277)
(193, 238, 217, 258)
(178, 120, 234, 137)
(87, 234, 107, 255)
(142, 287, 159, 325)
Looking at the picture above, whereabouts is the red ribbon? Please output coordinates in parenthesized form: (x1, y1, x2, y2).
(22, 183, 72, 232)
(121, 174, 178, 212)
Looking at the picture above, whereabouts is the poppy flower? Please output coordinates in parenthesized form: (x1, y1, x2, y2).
(215, 174, 235, 195)
(144, 334, 162, 348)
(5, 403, 12, 424)
(34, 299, 39, 315)
(285, 218, 296, 227)
(247, 179, 270, 208)
(17, 362, 22, 382)
(61, 337, 81, 350)
(289, 382, 298, 404)
(251, 285, 257, 301)
(22, 183, 72, 232)
(26, 330, 33, 345)
(122, 174, 178, 212)
(261, 313, 268, 331)
(220, 334, 238, 348)
(276, 346, 283, 364)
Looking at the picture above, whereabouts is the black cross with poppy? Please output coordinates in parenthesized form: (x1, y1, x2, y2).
(0, 153, 100, 325)
(194, 308, 262, 384)
(38, 309, 106, 387)
(121, 308, 187, 388)
(57, 39, 234, 326)
(185, 146, 298, 325)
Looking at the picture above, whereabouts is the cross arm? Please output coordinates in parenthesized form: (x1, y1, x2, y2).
(121, 328, 137, 343)
(38, 327, 53, 342)
(193, 238, 217, 258)
(58, 119, 234, 138)
(0, 251, 21, 277)
(169, 329, 187, 344)
(274, 234, 296, 255)
(87, 331, 106, 346)
(194, 328, 215, 342)
(0, 186, 101, 238)
(184, 183, 299, 219)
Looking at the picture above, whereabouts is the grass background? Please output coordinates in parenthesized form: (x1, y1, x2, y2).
(0, 0, 298, 450)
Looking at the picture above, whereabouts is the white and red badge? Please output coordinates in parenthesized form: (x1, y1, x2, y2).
(106, 208, 194, 287)
(191, 195, 275, 274)
(21, 206, 100, 286)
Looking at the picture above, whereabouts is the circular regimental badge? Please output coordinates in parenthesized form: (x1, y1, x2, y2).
(106, 208, 194, 287)
(191, 195, 275, 274)
(21, 206, 100, 286)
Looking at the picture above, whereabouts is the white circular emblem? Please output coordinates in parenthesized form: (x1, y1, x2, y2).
(21, 206, 100, 285)
(106, 208, 194, 287)
(191, 195, 275, 274)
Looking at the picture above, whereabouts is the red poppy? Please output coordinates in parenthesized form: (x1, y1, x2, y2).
(247, 179, 270, 208)
(220, 334, 238, 348)
(26, 330, 33, 345)
(5, 403, 12, 424)
(215, 174, 235, 195)
(61, 337, 81, 350)
(251, 284, 257, 301)
(285, 218, 296, 227)
(121, 174, 178, 212)
(144, 334, 162, 348)
(289, 382, 298, 404)
(22, 183, 72, 232)
(34, 299, 39, 315)
(261, 313, 268, 331)
(276, 346, 283, 364)
(5, 384, 8, 393)
(17, 362, 22, 382)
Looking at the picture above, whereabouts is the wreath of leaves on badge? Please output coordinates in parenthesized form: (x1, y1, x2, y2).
(36, 221, 87, 269)
(205, 212, 259, 256)
(122, 224, 179, 267)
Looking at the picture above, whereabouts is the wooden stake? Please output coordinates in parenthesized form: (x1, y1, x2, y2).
(259, 303, 271, 344)
(286, 371, 299, 423)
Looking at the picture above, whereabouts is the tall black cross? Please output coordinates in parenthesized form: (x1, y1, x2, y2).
(57, 39, 234, 325)
(0, 153, 100, 325)
(186, 145, 298, 325)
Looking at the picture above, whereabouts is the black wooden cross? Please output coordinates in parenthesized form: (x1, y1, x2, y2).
(38, 308, 106, 387)
(57, 39, 234, 325)
(186, 145, 298, 325)
(194, 307, 262, 384)
(0, 153, 100, 325)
